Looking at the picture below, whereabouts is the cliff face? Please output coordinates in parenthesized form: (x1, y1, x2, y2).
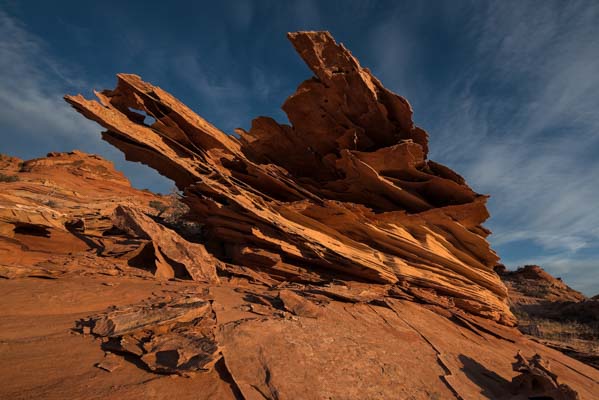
(65, 31, 513, 326)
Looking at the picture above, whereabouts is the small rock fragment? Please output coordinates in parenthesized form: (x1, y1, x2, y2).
(83, 295, 217, 375)
(95, 353, 122, 372)
(511, 352, 579, 400)
(278, 290, 322, 318)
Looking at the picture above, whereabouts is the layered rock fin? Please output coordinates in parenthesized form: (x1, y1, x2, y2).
(65, 31, 514, 325)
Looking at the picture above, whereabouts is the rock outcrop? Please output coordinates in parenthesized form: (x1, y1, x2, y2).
(499, 264, 599, 369)
(0, 150, 158, 236)
(65, 31, 513, 325)
(112, 205, 220, 283)
(0, 151, 159, 274)
(499, 264, 587, 303)
(0, 150, 204, 282)
(511, 352, 579, 400)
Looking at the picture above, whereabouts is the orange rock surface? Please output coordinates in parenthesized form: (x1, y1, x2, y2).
(0, 151, 163, 277)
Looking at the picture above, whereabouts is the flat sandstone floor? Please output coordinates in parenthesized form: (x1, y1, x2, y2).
(2, 272, 599, 400)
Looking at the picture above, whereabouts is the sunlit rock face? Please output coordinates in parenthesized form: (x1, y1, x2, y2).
(65, 31, 514, 326)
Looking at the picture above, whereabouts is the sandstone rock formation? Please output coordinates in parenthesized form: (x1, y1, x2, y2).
(3, 31, 599, 400)
(499, 264, 587, 303)
(65, 31, 513, 326)
(0, 151, 165, 278)
(112, 205, 220, 283)
(0, 150, 158, 236)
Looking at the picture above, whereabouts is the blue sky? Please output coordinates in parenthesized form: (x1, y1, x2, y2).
(1, 1, 598, 295)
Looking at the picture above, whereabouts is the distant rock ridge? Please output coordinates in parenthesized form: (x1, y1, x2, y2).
(65, 31, 514, 325)
(499, 264, 599, 370)
(499, 264, 586, 303)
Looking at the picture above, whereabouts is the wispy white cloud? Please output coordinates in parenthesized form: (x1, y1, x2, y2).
(0, 9, 97, 142)
(368, 19, 415, 91)
(171, 51, 250, 101)
(0, 9, 173, 192)
(370, 1, 599, 294)
(0, 6, 287, 189)
(167, 47, 285, 133)
(445, 2, 599, 293)
(446, 1, 599, 250)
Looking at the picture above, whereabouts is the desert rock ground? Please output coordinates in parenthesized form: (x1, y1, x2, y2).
(1, 144, 597, 400)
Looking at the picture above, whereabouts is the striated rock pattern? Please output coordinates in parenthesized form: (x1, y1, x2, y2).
(80, 294, 220, 375)
(0, 150, 207, 283)
(0, 150, 160, 237)
(65, 31, 512, 325)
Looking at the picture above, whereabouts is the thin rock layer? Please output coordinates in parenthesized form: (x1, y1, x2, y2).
(65, 31, 513, 325)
